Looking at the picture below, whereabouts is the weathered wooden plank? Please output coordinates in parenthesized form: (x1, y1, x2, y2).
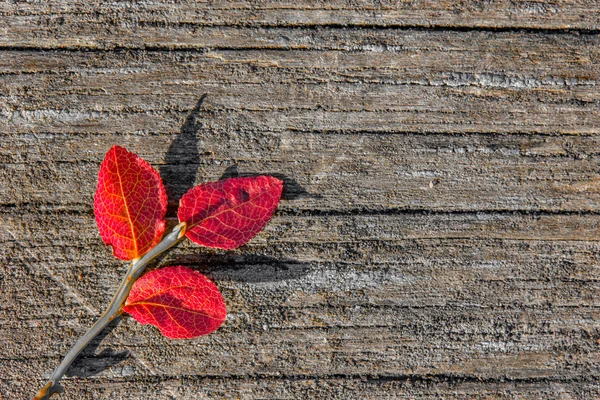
(3, 37, 598, 85)
(2, 30, 599, 73)
(7, 209, 600, 248)
(15, 318, 598, 379)
(2, 133, 600, 212)
(2, 30, 600, 136)
(1, 0, 600, 52)
(6, 374, 600, 400)
(6, 262, 600, 391)
(4, 203, 600, 396)
(6, 211, 600, 317)
(7, 288, 600, 395)
(3, 2, 600, 399)
(6, 209, 600, 394)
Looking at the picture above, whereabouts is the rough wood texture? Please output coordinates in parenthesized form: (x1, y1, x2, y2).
(2, 2, 600, 399)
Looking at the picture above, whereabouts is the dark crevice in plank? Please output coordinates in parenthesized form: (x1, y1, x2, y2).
(284, 130, 600, 138)
(7, 202, 600, 218)
(4, 131, 600, 140)
(8, 202, 600, 217)
(134, 22, 600, 37)
(6, 130, 600, 138)
(57, 372, 600, 385)
(1, 25, 600, 53)
(278, 208, 600, 218)
(0, 45, 209, 53)
(5, 202, 600, 219)
(0, 202, 93, 214)
(284, 126, 600, 136)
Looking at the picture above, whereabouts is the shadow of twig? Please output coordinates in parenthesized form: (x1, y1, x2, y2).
(66, 316, 129, 378)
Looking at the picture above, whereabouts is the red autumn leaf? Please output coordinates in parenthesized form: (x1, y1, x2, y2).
(94, 146, 167, 260)
(177, 176, 283, 249)
(123, 266, 227, 339)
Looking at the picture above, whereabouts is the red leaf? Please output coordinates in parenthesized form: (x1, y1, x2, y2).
(177, 176, 283, 249)
(124, 266, 227, 339)
(94, 146, 167, 260)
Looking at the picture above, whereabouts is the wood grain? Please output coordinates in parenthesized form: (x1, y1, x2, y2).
(2, 0, 600, 52)
(2, 2, 600, 399)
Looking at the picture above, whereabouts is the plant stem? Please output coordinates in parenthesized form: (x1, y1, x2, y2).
(33, 222, 187, 400)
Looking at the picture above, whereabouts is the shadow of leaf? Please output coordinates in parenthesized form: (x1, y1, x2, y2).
(219, 165, 321, 201)
(167, 253, 311, 283)
(157, 96, 316, 283)
(160, 94, 207, 215)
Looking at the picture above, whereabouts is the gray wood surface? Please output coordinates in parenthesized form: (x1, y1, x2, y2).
(2, 2, 600, 399)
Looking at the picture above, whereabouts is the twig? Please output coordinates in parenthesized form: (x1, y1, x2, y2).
(33, 222, 187, 400)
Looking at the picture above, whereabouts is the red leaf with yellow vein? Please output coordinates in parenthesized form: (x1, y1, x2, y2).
(177, 176, 283, 249)
(123, 266, 227, 339)
(94, 146, 167, 260)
